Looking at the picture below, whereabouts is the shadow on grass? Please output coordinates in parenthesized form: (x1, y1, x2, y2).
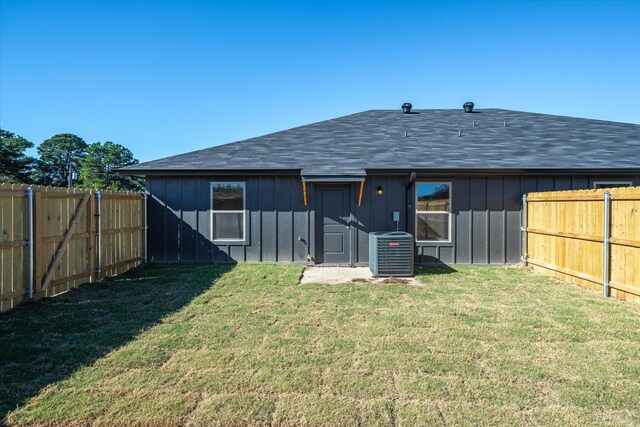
(415, 264, 458, 275)
(0, 262, 234, 419)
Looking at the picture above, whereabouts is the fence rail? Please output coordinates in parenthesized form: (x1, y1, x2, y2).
(0, 183, 146, 312)
(522, 186, 640, 303)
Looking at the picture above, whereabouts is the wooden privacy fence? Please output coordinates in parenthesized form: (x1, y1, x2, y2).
(0, 183, 146, 312)
(522, 186, 640, 302)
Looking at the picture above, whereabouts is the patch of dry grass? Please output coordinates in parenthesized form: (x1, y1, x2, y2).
(2, 263, 640, 426)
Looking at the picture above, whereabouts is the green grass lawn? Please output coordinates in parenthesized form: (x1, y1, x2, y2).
(1, 263, 639, 426)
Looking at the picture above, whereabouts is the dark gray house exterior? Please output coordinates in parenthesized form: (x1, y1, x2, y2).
(120, 106, 640, 266)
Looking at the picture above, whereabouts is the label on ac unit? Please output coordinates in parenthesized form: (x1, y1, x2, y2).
(388, 242, 400, 246)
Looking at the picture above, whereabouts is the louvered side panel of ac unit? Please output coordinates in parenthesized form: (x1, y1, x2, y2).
(369, 232, 414, 277)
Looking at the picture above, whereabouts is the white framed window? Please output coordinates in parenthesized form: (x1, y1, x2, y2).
(416, 182, 451, 242)
(593, 181, 632, 189)
(211, 182, 245, 241)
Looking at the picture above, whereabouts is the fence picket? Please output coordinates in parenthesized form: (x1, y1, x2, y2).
(0, 184, 146, 312)
(525, 186, 640, 302)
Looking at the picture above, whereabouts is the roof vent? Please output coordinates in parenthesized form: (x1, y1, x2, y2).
(402, 103, 412, 114)
(463, 102, 474, 113)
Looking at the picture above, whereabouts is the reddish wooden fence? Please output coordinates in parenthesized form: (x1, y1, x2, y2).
(0, 183, 146, 312)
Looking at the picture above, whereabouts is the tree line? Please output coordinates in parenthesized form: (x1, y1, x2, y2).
(0, 129, 141, 191)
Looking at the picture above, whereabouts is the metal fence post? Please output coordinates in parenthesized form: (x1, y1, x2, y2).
(95, 191, 102, 282)
(143, 192, 148, 263)
(602, 191, 611, 297)
(26, 186, 34, 300)
(521, 193, 528, 267)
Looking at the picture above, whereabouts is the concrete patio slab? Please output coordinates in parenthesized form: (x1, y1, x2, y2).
(299, 266, 421, 285)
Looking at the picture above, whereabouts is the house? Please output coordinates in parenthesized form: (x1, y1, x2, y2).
(119, 104, 640, 266)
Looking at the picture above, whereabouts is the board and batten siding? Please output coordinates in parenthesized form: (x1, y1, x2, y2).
(412, 174, 640, 264)
(146, 174, 639, 265)
(147, 176, 309, 263)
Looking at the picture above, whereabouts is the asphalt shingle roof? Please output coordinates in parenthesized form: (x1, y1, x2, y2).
(120, 109, 640, 176)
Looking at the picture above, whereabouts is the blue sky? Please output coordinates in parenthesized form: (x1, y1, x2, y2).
(1, 0, 639, 162)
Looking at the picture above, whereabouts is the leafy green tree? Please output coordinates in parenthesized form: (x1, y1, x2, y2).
(78, 141, 140, 190)
(0, 129, 35, 183)
(33, 134, 87, 186)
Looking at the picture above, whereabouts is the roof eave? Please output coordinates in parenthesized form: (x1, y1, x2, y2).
(116, 168, 303, 178)
(365, 167, 640, 176)
(117, 167, 640, 179)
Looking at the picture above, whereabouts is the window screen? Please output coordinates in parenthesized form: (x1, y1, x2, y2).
(593, 182, 632, 189)
(416, 183, 451, 241)
(211, 182, 245, 240)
